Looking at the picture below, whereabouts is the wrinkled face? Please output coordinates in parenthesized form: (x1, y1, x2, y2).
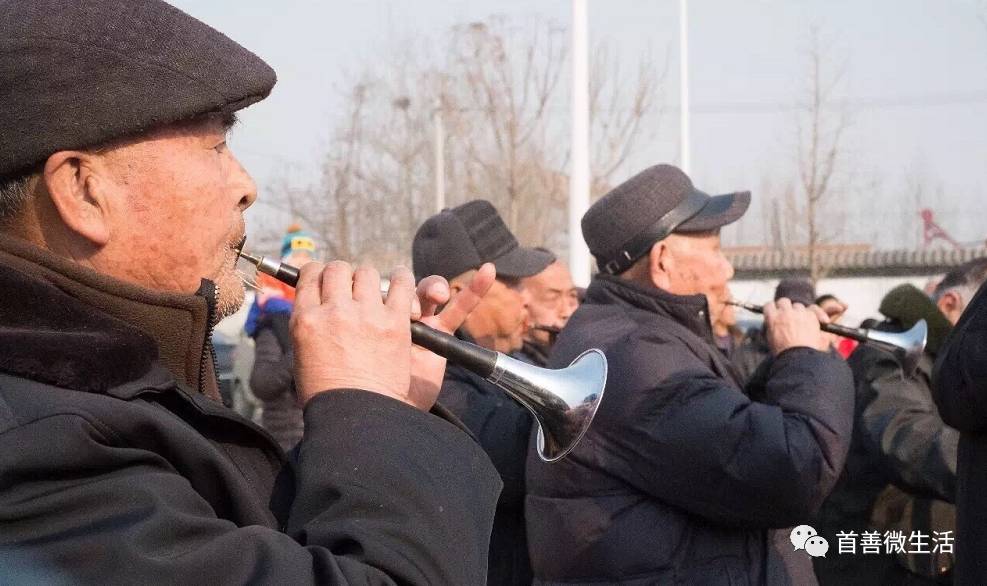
(96, 115, 256, 318)
(663, 231, 735, 324)
(522, 261, 579, 345)
(462, 277, 528, 354)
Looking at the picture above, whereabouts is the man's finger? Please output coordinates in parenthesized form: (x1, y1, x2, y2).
(321, 260, 354, 305)
(762, 300, 778, 320)
(352, 265, 383, 304)
(809, 304, 830, 325)
(293, 262, 325, 310)
(416, 275, 450, 318)
(386, 266, 418, 317)
(434, 263, 496, 333)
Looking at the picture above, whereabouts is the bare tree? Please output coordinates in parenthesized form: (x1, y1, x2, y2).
(587, 43, 664, 197)
(757, 174, 796, 250)
(262, 15, 663, 268)
(440, 19, 663, 252)
(794, 28, 849, 285)
(441, 18, 570, 248)
(255, 78, 431, 268)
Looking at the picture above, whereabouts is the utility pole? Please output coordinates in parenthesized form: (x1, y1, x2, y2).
(569, 0, 592, 285)
(679, 0, 691, 174)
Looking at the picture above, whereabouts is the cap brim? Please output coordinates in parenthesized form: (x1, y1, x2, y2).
(675, 191, 751, 233)
(493, 246, 555, 279)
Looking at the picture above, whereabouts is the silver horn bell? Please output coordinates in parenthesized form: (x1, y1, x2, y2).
(865, 319, 928, 374)
(487, 349, 607, 462)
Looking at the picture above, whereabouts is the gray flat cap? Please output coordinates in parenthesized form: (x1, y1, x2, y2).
(0, 0, 277, 178)
(582, 164, 750, 275)
(413, 200, 554, 281)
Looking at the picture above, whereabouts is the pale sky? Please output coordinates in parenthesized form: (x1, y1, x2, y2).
(169, 0, 987, 250)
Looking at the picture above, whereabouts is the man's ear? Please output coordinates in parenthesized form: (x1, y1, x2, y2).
(648, 240, 673, 289)
(42, 151, 111, 246)
(936, 290, 962, 320)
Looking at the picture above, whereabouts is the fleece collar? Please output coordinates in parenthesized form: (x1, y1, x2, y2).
(0, 234, 220, 398)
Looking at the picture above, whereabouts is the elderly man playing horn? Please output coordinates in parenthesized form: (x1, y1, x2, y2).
(525, 164, 855, 585)
(0, 1, 501, 584)
(413, 200, 556, 586)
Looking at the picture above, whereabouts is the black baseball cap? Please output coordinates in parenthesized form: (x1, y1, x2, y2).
(413, 200, 554, 281)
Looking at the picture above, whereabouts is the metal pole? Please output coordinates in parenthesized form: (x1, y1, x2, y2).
(434, 99, 446, 212)
(679, 0, 691, 174)
(569, 0, 592, 286)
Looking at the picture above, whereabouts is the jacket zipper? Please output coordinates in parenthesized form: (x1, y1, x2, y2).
(198, 280, 221, 397)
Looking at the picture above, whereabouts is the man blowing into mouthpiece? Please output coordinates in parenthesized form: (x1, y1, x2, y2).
(525, 164, 855, 585)
(0, 1, 502, 584)
(412, 200, 556, 586)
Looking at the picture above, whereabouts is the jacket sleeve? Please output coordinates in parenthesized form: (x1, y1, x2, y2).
(598, 337, 854, 529)
(249, 317, 295, 402)
(856, 350, 957, 502)
(933, 282, 987, 432)
(0, 390, 501, 585)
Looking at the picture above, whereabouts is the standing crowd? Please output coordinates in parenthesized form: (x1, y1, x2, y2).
(1, 1, 985, 585)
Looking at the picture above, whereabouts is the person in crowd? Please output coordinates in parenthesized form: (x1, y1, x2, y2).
(814, 264, 987, 585)
(413, 199, 554, 586)
(525, 163, 854, 585)
(516, 249, 580, 366)
(244, 224, 317, 451)
(815, 293, 858, 358)
(0, 1, 502, 583)
(776, 278, 817, 308)
(931, 259, 987, 586)
(732, 277, 817, 382)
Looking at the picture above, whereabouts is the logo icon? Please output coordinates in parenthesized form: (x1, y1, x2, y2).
(790, 525, 829, 558)
(790, 525, 817, 550)
(805, 535, 830, 558)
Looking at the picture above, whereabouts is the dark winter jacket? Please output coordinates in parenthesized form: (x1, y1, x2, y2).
(525, 274, 854, 585)
(733, 325, 771, 384)
(814, 287, 957, 585)
(517, 339, 550, 367)
(438, 330, 533, 586)
(932, 281, 987, 586)
(0, 234, 501, 585)
(249, 308, 305, 450)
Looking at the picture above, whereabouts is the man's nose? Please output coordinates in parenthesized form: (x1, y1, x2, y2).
(723, 258, 735, 282)
(230, 153, 257, 211)
(514, 291, 530, 326)
(560, 298, 577, 321)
